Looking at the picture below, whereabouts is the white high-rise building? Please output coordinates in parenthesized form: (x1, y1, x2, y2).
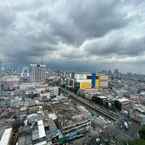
(31, 64, 47, 82)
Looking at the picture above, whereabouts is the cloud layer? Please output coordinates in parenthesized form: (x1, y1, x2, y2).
(0, 0, 145, 73)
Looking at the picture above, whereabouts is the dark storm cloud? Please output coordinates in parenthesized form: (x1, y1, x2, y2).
(42, 0, 128, 46)
(0, 0, 145, 73)
(4, 0, 126, 57)
(68, 0, 128, 40)
(0, 4, 16, 33)
(84, 31, 145, 57)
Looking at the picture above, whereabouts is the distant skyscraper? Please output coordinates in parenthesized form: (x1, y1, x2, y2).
(114, 69, 120, 79)
(31, 64, 47, 82)
(21, 66, 30, 80)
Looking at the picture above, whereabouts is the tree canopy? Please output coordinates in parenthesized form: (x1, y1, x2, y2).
(139, 125, 145, 139)
(128, 139, 145, 145)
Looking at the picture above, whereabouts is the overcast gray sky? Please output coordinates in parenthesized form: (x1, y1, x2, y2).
(0, 0, 145, 73)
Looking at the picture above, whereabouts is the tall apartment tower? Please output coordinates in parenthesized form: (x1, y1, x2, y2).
(31, 64, 47, 82)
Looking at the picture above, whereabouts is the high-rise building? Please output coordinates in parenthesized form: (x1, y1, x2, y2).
(113, 69, 120, 79)
(31, 64, 47, 82)
(21, 66, 30, 80)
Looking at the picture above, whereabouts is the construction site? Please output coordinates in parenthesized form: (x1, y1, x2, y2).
(0, 83, 92, 145)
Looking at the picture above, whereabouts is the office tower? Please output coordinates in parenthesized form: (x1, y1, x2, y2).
(21, 66, 30, 80)
(31, 64, 47, 82)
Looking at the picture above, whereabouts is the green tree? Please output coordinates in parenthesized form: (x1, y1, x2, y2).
(128, 139, 145, 145)
(139, 125, 145, 139)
